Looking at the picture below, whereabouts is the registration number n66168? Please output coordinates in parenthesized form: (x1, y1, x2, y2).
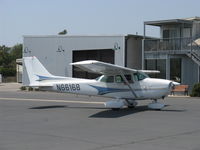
(56, 84, 80, 92)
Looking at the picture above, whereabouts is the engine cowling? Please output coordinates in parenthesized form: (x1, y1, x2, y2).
(104, 99, 125, 108)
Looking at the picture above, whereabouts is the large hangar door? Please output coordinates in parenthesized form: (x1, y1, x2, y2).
(73, 49, 114, 79)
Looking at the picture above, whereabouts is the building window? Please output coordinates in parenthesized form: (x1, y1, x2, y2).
(145, 59, 166, 79)
(163, 30, 170, 39)
(170, 58, 181, 82)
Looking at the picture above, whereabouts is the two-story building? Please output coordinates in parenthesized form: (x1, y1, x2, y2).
(143, 17, 200, 90)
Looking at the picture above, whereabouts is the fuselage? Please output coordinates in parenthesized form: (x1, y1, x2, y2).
(39, 77, 173, 100)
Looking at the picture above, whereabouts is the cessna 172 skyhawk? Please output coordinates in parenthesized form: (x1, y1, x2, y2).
(23, 56, 179, 110)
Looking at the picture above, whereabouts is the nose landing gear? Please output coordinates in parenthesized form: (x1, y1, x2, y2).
(148, 99, 165, 110)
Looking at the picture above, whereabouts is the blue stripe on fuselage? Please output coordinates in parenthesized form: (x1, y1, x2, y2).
(36, 75, 63, 81)
(89, 85, 130, 95)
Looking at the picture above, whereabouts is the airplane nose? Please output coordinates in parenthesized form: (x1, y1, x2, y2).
(168, 81, 180, 92)
(172, 81, 180, 86)
(168, 82, 174, 90)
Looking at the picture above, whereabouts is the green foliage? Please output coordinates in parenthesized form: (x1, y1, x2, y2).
(0, 44, 22, 77)
(58, 29, 67, 35)
(28, 87, 33, 91)
(190, 83, 200, 97)
(0, 45, 12, 67)
(0, 67, 16, 76)
(20, 86, 27, 91)
(10, 44, 22, 59)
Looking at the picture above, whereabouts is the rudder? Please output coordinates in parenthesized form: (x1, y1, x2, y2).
(23, 56, 54, 86)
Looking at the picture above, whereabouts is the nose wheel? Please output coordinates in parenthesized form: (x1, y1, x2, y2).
(148, 99, 165, 110)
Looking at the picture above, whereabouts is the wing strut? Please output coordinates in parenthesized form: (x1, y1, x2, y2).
(120, 72, 138, 98)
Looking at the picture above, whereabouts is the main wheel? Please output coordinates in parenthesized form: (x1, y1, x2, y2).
(126, 100, 138, 108)
(128, 105, 136, 108)
(112, 108, 120, 111)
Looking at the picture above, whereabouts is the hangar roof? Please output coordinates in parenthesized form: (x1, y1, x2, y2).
(23, 34, 153, 39)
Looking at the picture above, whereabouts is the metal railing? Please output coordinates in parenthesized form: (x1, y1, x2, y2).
(144, 37, 199, 52)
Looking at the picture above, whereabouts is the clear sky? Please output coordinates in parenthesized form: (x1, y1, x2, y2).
(1, 0, 200, 46)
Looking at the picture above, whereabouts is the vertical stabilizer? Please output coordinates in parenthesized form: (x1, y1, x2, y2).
(23, 57, 54, 86)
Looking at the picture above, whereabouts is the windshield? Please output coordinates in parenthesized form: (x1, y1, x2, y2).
(134, 72, 149, 81)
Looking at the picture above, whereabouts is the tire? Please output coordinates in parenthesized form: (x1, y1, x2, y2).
(112, 108, 120, 111)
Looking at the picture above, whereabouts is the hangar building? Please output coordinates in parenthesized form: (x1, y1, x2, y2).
(23, 35, 143, 85)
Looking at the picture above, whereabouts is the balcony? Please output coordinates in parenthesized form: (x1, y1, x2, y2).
(144, 37, 200, 54)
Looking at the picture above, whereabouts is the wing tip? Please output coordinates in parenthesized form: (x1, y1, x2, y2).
(70, 60, 99, 65)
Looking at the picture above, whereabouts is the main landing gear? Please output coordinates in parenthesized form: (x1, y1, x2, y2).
(105, 99, 138, 111)
(125, 99, 138, 108)
(106, 99, 165, 111)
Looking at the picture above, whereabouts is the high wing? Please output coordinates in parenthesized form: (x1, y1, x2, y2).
(71, 60, 160, 75)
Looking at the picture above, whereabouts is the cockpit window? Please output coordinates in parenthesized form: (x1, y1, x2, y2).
(115, 74, 133, 83)
(97, 75, 114, 83)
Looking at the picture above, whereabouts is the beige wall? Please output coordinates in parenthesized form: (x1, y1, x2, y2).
(126, 36, 142, 69)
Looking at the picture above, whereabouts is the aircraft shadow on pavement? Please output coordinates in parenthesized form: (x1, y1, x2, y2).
(157, 105, 187, 112)
(29, 105, 186, 117)
(29, 105, 106, 110)
(29, 105, 67, 109)
(89, 105, 186, 118)
(90, 106, 149, 118)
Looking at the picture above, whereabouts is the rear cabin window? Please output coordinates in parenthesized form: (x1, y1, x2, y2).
(115, 75, 123, 83)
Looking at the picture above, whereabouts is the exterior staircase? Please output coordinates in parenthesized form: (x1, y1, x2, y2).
(187, 50, 200, 66)
(186, 41, 200, 66)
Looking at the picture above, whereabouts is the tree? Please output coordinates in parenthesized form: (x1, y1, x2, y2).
(10, 44, 22, 60)
(58, 29, 67, 35)
(190, 83, 200, 97)
(0, 44, 22, 77)
(0, 45, 11, 67)
(9, 44, 22, 68)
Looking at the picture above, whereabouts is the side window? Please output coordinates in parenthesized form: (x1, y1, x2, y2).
(124, 74, 133, 83)
(106, 76, 114, 83)
(115, 75, 133, 83)
(115, 75, 123, 83)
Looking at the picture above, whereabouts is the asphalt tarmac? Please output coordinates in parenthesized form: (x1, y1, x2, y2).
(0, 89, 200, 150)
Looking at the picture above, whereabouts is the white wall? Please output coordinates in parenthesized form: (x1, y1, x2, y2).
(23, 35, 125, 85)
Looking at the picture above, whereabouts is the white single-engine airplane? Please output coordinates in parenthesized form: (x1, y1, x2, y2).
(23, 56, 179, 110)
